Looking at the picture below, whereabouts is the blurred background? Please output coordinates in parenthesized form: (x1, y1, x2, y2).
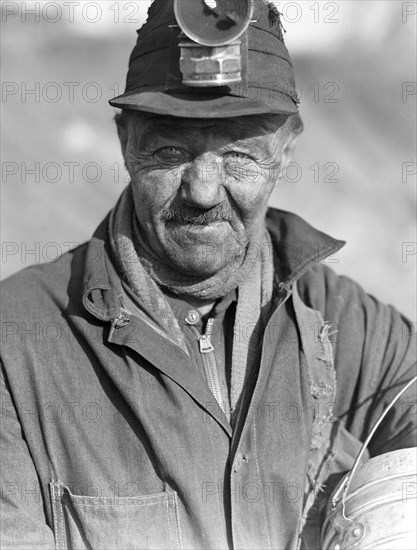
(1, 0, 416, 319)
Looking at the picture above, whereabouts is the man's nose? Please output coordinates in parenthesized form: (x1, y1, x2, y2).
(180, 155, 224, 209)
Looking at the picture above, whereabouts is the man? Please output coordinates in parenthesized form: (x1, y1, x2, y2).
(1, 1, 415, 549)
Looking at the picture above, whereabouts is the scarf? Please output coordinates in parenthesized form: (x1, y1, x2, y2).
(108, 186, 274, 412)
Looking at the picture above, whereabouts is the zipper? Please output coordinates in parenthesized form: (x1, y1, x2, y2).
(190, 318, 224, 410)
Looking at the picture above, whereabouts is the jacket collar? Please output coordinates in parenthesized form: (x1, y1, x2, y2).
(82, 213, 124, 322)
(266, 208, 345, 291)
(82, 208, 345, 321)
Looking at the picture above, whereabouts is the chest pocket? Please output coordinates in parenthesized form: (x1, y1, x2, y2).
(50, 481, 182, 550)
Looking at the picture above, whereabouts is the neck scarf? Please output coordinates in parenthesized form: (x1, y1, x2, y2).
(108, 185, 275, 412)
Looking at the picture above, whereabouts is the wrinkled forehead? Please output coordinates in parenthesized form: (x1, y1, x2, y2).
(128, 111, 288, 152)
(132, 111, 286, 137)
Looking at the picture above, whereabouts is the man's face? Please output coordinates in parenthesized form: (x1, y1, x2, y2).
(121, 113, 292, 276)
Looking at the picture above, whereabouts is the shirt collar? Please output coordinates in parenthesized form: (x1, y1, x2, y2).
(265, 208, 345, 291)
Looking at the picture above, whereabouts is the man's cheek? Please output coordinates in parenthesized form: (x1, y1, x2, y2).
(124, 150, 165, 177)
(126, 160, 162, 184)
(227, 161, 260, 184)
(229, 173, 273, 206)
(125, 161, 141, 180)
(134, 175, 181, 218)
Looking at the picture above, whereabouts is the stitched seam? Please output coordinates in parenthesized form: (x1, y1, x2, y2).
(60, 484, 66, 550)
(172, 492, 182, 550)
(165, 495, 174, 550)
(51, 482, 65, 550)
(51, 484, 60, 549)
(204, 417, 224, 535)
(83, 281, 110, 289)
(253, 421, 272, 550)
(67, 490, 170, 503)
(57, 484, 64, 550)
(71, 501, 167, 507)
(286, 256, 317, 285)
(246, 48, 292, 61)
(285, 242, 345, 288)
(84, 300, 113, 321)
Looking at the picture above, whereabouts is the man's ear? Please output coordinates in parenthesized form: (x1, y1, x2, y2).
(279, 135, 298, 178)
(282, 135, 297, 169)
(114, 112, 129, 157)
(117, 121, 129, 157)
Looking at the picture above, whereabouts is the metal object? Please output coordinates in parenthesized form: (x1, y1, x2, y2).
(174, 0, 254, 87)
(178, 39, 242, 86)
(321, 376, 417, 550)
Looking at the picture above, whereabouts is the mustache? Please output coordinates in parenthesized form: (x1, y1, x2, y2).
(160, 202, 234, 225)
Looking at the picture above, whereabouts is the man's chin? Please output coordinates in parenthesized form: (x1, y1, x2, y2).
(160, 222, 245, 275)
(167, 221, 231, 245)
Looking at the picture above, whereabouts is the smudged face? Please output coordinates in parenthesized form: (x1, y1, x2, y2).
(120, 113, 293, 276)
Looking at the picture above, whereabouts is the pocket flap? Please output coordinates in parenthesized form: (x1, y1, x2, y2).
(50, 482, 182, 550)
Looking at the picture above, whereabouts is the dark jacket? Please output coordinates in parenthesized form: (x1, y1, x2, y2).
(1, 208, 416, 550)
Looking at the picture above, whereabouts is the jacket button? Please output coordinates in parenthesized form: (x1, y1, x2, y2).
(185, 310, 200, 325)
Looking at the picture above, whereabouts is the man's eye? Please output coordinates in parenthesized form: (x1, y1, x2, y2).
(223, 152, 258, 171)
(223, 151, 254, 161)
(153, 147, 188, 164)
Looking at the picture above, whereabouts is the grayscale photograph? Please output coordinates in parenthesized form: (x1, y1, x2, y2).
(1, 1, 416, 548)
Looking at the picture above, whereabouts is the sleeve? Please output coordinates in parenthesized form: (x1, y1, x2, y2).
(352, 299, 417, 456)
(1, 362, 55, 550)
(300, 264, 417, 456)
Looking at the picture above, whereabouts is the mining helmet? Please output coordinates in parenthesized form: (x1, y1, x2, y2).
(109, 0, 299, 118)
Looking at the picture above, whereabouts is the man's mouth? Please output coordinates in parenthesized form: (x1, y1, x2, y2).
(168, 220, 228, 238)
(160, 202, 233, 226)
(172, 220, 225, 227)
(178, 220, 225, 229)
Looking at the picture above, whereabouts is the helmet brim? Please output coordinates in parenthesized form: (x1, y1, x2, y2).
(109, 89, 298, 118)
